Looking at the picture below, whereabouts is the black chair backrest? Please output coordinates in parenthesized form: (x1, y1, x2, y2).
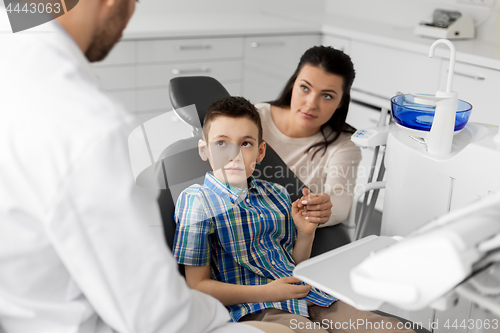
(157, 76, 350, 257)
(169, 76, 231, 129)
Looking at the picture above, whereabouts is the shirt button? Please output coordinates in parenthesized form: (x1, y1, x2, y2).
(260, 214, 265, 218)
(260, 239, 264, 244)
(246, 199, 250, 203)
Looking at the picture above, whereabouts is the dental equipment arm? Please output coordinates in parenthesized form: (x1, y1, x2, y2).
(350, 191, 500, 315)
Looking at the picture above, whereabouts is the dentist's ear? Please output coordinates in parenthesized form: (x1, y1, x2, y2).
(198, 139, 208, 161)
(256, 141, 267, 163)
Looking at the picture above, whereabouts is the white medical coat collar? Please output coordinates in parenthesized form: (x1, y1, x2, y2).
(48, 20, 100, 87)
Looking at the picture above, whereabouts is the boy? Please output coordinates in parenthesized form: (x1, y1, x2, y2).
(173, 96, 414, 333)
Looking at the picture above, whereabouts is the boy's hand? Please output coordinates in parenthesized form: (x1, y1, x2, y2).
(292, 195, 318, 236)
(264, 277, 311, 302)
(297, 188, 333, 225)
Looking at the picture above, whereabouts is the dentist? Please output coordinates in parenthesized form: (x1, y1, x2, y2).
(0, 1, 290, 333)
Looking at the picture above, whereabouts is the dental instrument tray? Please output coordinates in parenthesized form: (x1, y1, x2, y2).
(293, 235, 400, 310)
(414, 9, 475, 39)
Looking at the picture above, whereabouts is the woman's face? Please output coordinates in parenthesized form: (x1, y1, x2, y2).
(290, 64, 345, 135)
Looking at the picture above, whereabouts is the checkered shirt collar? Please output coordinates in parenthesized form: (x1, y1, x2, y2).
(204, 172, 260, 204)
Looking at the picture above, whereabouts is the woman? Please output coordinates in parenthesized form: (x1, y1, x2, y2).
(256, 45, 361, 227)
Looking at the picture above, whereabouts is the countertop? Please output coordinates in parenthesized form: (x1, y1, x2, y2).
(122, 12, 321, 39)
(123, 10, 500, 71)
(318, 14, 500, 71)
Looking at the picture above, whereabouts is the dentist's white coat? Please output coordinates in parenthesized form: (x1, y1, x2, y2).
(0, 20, 261, 333)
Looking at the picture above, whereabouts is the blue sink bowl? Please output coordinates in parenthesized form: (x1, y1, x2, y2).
(391, 94, 473, 132)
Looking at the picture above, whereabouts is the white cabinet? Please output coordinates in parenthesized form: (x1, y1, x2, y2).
(93, 66, 136, 90)
(135, 60, 243, 112)
(242, 34, 321, 103)
(349, 41, 441, 100)
(106, 90, 136, 113)
(322, 34, 351, 54)
(468, 303, 500, 333)
(136, 88, 170, 113)
(136, 60, 242, 89)
(93, 35, 322, 120)
(135, 37, 244, 120)
(93, 40, 136, 67)
(91, 41, 137, 114)
(137, 37, 243, 63)
(92, 37, 245, 122)
(440, 61, 500, 126)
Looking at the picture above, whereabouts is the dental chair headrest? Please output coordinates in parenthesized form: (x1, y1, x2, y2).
(169, 76, 231, 129)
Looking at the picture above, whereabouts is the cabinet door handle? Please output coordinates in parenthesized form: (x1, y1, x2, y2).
(171, 67, 211, 75)
(452, 71, 486, 81)
(250, 41, 285, 48)
(174, 45, 212, 51)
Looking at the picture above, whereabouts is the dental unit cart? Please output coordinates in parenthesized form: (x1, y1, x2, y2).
(294, 39, 500, 332)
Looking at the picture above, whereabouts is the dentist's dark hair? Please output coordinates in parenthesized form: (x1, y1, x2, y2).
(270, 45, 356, 159)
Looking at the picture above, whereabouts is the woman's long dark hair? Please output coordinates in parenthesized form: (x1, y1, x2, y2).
(270, 45, 356, 159)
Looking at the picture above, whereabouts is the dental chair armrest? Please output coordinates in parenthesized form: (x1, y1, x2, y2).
(344, 181, 386, 240)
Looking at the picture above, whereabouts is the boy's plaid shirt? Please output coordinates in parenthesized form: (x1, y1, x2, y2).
(173, 172, 335, 322)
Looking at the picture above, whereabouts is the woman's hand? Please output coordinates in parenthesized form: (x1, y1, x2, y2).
(297, 188, 332, 225)
(264, 277, 311, 302)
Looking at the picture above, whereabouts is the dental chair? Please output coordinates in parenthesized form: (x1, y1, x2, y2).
(154, 76, 429, 333)
(155, 76, 351, 256)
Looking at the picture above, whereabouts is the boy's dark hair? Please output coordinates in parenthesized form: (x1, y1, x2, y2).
(203, 96, 263, 143)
